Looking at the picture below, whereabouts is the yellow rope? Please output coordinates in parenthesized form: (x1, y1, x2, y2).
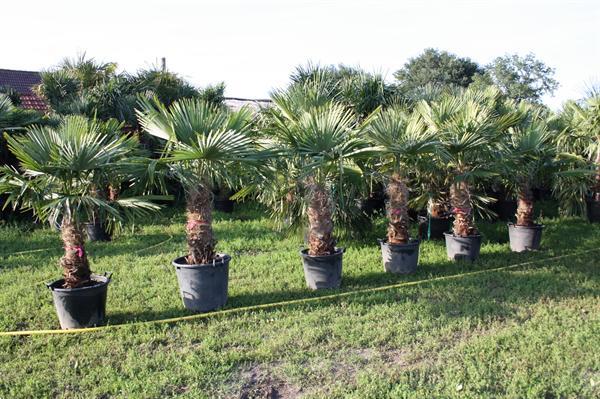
(1, 247, 597, 337)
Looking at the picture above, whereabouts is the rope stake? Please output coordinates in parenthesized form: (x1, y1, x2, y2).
(1, 247, 597, 337)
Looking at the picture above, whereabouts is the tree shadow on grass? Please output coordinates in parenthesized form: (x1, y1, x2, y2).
(0, 232, 180, 270)
(106, 248, 599, 326)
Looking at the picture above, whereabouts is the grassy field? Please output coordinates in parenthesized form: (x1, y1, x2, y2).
(0, 204, 599, 398)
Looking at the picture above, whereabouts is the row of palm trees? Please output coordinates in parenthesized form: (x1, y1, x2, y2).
(0, 78, 598, 327)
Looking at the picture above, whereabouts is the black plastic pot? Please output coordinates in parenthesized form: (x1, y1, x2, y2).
(46, 273, 111, 330)
(173, 254, 230, 312)
(84, 222, 111, 242)
(300, 248, 344, 290)
(508, 223, 543, 252)
(587, 200, 600, 223)
(419, 215, 451, 240)
(444, 233, 482, 261)
(378, 239, 419, 274)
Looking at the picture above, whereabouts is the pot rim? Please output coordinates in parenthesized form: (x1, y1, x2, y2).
(46, 273, 111, 292)
(507, 223, 545, 229)
(299, 247, 345, 259)
(172, 253, 231, 268)
(443, 232, 482, 239)
(377, 238, 420, 246)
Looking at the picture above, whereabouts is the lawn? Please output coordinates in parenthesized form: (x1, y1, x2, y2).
(0, 204, 599, 398)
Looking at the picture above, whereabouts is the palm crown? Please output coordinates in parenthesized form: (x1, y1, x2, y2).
(136, 97, 260, 264)
(263, 83, 372, 255)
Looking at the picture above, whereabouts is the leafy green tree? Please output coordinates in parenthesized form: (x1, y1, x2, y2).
(136, 97, 259, 264)
(394, 49, 483, 93)
(472, 53, 559, 102)
(0, 115, 163, 287)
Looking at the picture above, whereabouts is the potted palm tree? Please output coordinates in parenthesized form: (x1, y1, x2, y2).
(263, 85, 371, 289)
(136, 97, 259, 312)
(419, 92, 505, 261)
(499, 109, 555, 251)
(367, 106, 439, 273)
(0, 115, 163, 329)
(557, 96, 600, 222)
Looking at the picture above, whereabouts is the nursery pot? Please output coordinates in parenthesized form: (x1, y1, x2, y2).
(84, 222, 111, 242)
(46, 273, 111, 330)
(444, 233, 482, 261)
(300, 248, 344, 290)
(172, 254, 230, 312)
(587, 200, 600, 223)
(378, 239, 420, 274)
(419, 215, 451, 240)
(508, 223, 543, 252)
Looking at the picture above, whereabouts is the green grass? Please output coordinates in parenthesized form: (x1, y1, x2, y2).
(0, 204, 599, 398)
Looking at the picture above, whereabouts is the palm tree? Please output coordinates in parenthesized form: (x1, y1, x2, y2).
(136, 97, 258, 265)
(264, 83, 371, 257)
(0, 115, 163, 288)
(499, 108, 555, 226)
(367, 106, 439, 244)
(556, 96, 600, 218)
(419, 89, 522, 237)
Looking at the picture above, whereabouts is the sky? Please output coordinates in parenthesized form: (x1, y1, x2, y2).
(2, 0, 599, 109)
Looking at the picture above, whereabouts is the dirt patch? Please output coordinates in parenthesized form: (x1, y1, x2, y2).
(238, 364, 301, 399)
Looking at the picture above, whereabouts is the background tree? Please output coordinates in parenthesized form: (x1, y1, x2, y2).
(554, 95, 600, 215)
(290, 63, 393, 119)
(472, 53, 559, 102)
(36, 55, 226, 127)
(394, 48, 483, 94)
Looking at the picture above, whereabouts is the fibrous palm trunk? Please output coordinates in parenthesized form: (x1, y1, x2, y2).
(186, 186, 216, 264)
(60, 220, 91, 288)
(386, 173, 409, 244)
(450, 180, 476, 236)
(306, 181, 335, 256)
(516, 185, 535, 226)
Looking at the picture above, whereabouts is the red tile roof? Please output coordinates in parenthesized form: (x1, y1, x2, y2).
(0, 68, 48, 112)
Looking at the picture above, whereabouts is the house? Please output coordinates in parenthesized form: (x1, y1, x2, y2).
(0, 68, 48, 112)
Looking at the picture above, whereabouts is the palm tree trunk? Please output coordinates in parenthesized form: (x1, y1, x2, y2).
(60, 220, 91, 288)
(306, 181, 335, 256)
(186, 186, 216, 264)
(386, 173, 409, 244)
(450, 181, 476, 236)
(516, 186, 535, 226)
